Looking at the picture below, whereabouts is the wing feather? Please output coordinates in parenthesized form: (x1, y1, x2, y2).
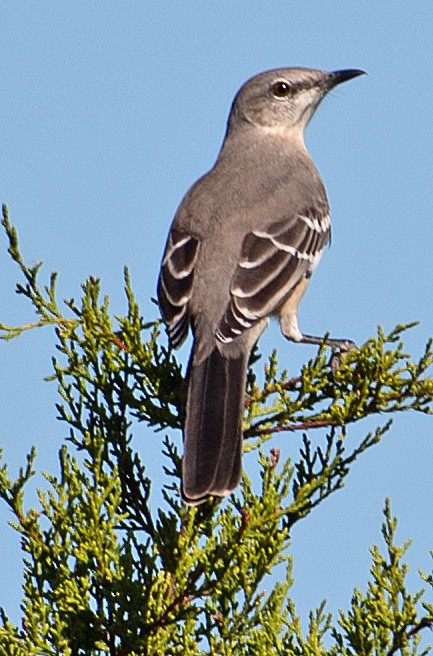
(157, 229, 199, 348)
(216, 208, 330, 343)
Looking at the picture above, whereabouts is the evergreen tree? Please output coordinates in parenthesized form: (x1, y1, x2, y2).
(1, 203, 433, 655)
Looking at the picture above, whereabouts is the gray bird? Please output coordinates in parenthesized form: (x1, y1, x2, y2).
(157, 67, 364, 504)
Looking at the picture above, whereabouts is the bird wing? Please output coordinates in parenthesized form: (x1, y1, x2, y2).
(216, 208, 330, 343)
(157, 228, 199, 348)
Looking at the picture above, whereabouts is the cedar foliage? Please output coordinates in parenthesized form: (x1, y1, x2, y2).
(1, 203, 433, 655)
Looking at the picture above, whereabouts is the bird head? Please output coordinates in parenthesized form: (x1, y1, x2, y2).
(228, 67, 365, 142)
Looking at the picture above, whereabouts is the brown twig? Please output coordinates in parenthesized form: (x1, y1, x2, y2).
(244, 417, 338, 439)
(386, 618, 433, 656)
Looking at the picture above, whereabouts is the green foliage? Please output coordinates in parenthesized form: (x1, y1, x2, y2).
(335, 500, 433, 656)
(1, 203, 433, 654)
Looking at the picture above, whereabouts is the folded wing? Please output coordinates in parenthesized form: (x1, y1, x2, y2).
(157, 228, 199, 349)
(216, 209, 331, 343)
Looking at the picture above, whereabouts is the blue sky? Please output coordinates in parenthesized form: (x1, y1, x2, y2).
(1, 1, 433, 636)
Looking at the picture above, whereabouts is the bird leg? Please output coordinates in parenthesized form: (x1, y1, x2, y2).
(299, 334, 357, 352)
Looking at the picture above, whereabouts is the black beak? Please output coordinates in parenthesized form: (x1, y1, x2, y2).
(329, 69, 366, 88)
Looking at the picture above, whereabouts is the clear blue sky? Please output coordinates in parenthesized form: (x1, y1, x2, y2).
(1, 1, 433, 635)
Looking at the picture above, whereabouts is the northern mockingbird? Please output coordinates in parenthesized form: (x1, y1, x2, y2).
(157, 67, 364, 504)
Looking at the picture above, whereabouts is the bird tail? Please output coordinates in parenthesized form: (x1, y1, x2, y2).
(182, 346, 247, 504)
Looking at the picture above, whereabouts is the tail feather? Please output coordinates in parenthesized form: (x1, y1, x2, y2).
(182, 347, 247, 503)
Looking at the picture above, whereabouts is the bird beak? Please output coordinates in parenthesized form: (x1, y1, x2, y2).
(329, 69, 366, 88)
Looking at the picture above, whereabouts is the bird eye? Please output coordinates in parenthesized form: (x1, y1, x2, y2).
(272, 81, 292, 97)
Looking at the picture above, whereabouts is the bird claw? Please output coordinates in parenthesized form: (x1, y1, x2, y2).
(328, 341, 357, 373)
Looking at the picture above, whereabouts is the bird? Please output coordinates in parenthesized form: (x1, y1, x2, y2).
(157, 67, 364, 504)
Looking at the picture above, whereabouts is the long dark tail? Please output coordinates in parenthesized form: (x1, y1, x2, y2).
(182, 346, 248, 504)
